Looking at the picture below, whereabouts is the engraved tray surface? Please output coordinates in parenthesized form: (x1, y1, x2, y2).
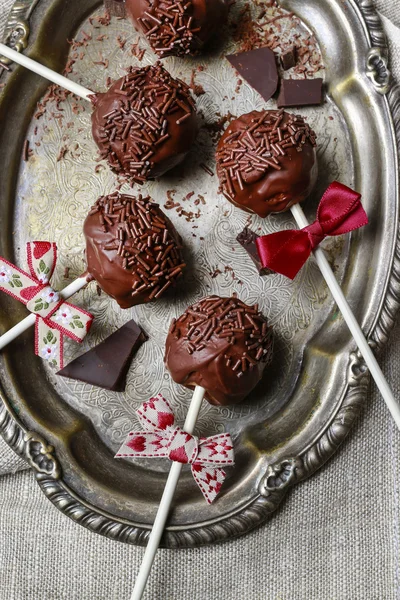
(0, 0, 399, 547)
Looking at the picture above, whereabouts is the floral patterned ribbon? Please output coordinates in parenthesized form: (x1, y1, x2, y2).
(116, 394, 235, 504)
(0, 242, 93, 369)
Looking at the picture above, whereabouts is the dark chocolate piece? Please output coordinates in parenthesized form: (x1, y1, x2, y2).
(280, 46, 297, 71)
(104, 0, 126, 18)
(237, 227, 269, 276)
(57, 320, 147, 391)
(216, 109, 318, 218)
(277, 78, 323, 108)
(227, 47, 279, 102)
(126, 0, 229, 58)
(165, 296, 273, 406)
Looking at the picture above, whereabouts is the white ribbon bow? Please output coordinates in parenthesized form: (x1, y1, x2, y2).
(116, 394, 235, 504)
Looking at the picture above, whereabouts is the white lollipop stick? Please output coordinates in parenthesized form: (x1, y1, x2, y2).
(0, 42, 94, 101)
(131, 385, 206, 600)
(0, 275, 90, 351)
(290, 203, 400, 429)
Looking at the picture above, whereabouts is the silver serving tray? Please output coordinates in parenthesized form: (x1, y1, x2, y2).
(0, 0, 399, 548)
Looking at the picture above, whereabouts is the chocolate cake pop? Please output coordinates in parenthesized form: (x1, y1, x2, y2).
(84, 192, 185, 309)
(91, 63, 198, 185)
(216, 109, 318, 218)
(165, 295, 273, 406)
(125, 0, 229, 58)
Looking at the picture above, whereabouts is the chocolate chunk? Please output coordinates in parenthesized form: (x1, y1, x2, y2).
(227, 47, 279, 102)
(104, 0, 126, 18)
(280, 46, 297, 71)
(57, 320, 147, 391)
(277, 78, 324, 108)
(237, 227, 270, 276)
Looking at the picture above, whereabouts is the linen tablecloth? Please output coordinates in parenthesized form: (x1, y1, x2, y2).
(0, 1, 399, 598)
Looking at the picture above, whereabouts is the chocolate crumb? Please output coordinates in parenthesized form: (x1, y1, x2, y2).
(281, 45, 297, 70)
(130, 41, 146, 61)
(57, 145, 68, 162)
(189, 70, 206, 96)
(237, 227, 271, 276)
(117, 35, 127, 49)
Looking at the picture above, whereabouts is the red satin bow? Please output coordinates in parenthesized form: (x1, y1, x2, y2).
(256, 182, 369, 280)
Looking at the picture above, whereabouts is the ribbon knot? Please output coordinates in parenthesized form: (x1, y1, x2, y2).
(116, 394, 235, 504)
(26, 285, 62, 319)
(168, 427, 199, 464)
(305, 220, 325, 249)
(256, 182, 369, 280)
(0, 242, 93, 369)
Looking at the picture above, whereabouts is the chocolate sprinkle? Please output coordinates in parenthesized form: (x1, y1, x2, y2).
(23, 139, 30, 162)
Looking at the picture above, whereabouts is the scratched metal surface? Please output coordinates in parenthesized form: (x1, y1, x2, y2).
(0, 0, 397, 547)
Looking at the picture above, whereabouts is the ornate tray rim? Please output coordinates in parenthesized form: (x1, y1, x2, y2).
(0, 0, 399, 548)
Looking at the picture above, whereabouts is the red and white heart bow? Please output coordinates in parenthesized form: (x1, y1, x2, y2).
(0, 242, 93, 369)
(116, 394, 235, 504)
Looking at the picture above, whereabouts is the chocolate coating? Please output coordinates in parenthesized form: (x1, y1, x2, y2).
(84, 193, 185, 309)
(165, 296, 273, 406)
(216, 110, 318, 218)
(91, 63, 198, 184)
(126, 0, 229, 57)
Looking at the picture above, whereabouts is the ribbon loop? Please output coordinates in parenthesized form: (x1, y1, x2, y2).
(26, 241, 56, 283)
(0, 242, 93, 369)
(256, 182, 369, 280)
(137, 393, 176, 431)
(116, 395, 235, 504)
